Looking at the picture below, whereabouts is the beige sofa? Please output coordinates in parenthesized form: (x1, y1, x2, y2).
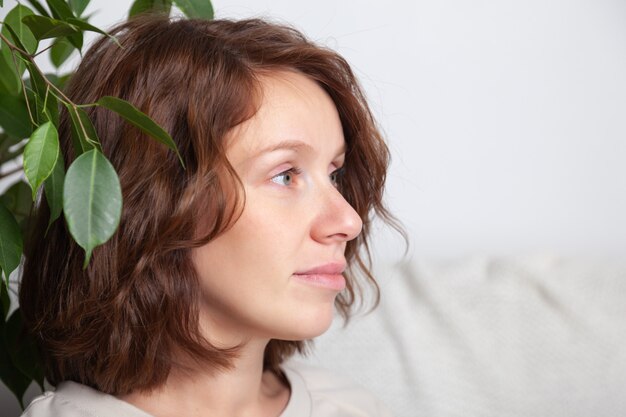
(299, 255, 626, 417)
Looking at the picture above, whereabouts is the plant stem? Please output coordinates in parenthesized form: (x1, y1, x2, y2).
(0, 32, 72, 102)
(10, 52, 37, 126)
(0, 29, 29, 56)
(0, 31, 93, 146)
(33, 43, 54, 58)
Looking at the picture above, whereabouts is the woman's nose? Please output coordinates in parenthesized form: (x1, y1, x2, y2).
(310, 185, 363, 244)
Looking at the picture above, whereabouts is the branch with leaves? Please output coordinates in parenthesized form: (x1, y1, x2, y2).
(0, 0, 213, 410)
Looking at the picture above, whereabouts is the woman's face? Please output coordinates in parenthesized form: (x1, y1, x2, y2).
(192, 70, 362, 346)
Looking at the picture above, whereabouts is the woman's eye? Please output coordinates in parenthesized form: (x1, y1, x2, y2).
(330, 167, 344, 187)
(270, 168, 300, 186)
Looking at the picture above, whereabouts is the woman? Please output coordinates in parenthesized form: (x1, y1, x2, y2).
(20, 14, 398, 417)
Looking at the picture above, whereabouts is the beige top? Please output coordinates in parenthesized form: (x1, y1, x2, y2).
(21, 361, 394, 417)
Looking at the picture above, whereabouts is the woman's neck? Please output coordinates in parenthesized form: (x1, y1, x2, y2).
(118, 339, 291, 417)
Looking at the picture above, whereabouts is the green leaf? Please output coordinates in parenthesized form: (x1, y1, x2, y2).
(25, 0, 51, 17)
(172, 0, 213, 19)
(69, 0, 90, 16)
(0, 94, 33, 139)
(129, 0, 172, 17)
(24, 62, 47, 97)
(65, 103, 100, 155)
(36, 0, 84, 49)
(67, 30, 83, 50)
(49, 37, 75, 67)
(96, 96, 184, 167)
(0, 51, 21, 96)
(1, 181, 33, 225)
(23, 63, 59, 126)
(0, 181, 33, 243)
(63, 149, 122, 267)
(1, 8, 35, 82)
(45, 0, 75, 20)
(44, 153, 65, 231)
(2, 25, 31, 80)
(21, 15, 80, 40)
(0, 133, 24, 163)
(0, 317, 31, 409)
(24, 122, 60, 200)
(4, 310, 45, 389)
(43, 89, 60, 126)
(66, 18, 117, 45)
(0, 202, 23, 287)
(1, 5, 38, 54)
(23, 92, 43, 127)
(47, 72, 72, 90)
(0, 182, 30, 213)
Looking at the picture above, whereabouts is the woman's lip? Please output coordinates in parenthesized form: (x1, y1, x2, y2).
(292, 273, 346, 291)
(295, 262, 346, 275)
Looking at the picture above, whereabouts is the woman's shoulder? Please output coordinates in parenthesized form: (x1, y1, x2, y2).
(21, 363, 393, 417)
(280, 360, 394, 417)
(21, 382, 153, 417)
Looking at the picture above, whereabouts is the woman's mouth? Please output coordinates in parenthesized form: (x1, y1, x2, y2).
(292, 262, 346, 291)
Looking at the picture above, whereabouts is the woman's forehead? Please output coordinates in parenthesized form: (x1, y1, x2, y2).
(225, 70, 345, 162)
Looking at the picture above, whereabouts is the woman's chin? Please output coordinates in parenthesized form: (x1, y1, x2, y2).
(275, 304, 336, 341)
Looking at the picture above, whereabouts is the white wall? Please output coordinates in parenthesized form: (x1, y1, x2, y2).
(2, 0, 625, 414)
(3, 0, 625, 262)
(217, 0, 626, 261)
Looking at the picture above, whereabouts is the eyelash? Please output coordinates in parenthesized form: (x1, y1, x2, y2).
(270, 166, 344, 187)
(330, 166, 345, 186)
(271, 167, 302, 186)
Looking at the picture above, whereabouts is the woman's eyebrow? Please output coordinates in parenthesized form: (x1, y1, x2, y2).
(251, 139, 346, 159)
(253, 139, 313, 158)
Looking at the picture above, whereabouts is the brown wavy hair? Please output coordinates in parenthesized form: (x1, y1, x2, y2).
(19, 15, 400, 395)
